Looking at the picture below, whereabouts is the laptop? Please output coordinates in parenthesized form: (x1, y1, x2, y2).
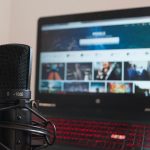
(35, 7, 150, 150)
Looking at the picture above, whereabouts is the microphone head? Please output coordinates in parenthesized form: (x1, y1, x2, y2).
(0, 44, 31, 90)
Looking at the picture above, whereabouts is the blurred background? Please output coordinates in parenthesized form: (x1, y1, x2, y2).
(0, 0, 150, 98)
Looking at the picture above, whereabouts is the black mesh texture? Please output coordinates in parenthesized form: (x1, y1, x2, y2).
(0, 44, 30, 89)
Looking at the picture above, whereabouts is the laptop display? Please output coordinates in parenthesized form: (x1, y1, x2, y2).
(36, 11, 150, 96)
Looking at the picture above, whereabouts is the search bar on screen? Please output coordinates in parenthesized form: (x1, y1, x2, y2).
(79, 37, 120, 46)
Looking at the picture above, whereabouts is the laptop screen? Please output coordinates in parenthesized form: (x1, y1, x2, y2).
(37, 14, 150, 96)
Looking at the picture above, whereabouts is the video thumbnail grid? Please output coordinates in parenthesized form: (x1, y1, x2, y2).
(40, 61, 150, 94)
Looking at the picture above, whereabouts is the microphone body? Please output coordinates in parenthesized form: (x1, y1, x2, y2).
(1, 99, 31, 150)
(0, 44, 32, 150)
(0, 44, 56, 150)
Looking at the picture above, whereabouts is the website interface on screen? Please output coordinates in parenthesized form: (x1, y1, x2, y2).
(39, 17, 150, 95)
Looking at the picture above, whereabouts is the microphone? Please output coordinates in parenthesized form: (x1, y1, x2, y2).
(0, 44, 56, 150)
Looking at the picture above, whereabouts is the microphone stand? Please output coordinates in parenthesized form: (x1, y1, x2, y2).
(0, 98, 56, 150)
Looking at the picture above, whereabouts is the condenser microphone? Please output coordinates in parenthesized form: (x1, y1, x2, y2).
(0, 44, 56, 150)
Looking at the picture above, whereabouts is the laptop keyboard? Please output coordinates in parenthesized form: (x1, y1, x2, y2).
(48, 118, 150, 150)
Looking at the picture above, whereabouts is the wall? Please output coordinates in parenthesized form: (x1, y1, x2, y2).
(0, 0, 12, 44)
(9, 0, 150, 98)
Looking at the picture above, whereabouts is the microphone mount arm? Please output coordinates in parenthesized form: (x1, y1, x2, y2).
(0, 98, 56, 150)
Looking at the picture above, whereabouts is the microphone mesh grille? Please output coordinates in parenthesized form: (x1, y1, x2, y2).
(0, 44, 30, 89)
